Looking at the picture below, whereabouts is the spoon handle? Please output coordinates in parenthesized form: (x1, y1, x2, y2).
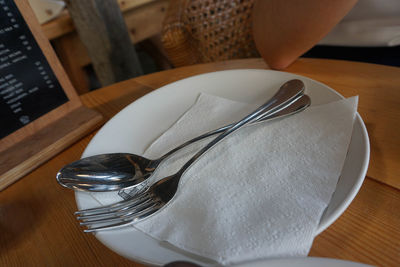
(155, 80, 305, 166)
(175, 79, 305, 177)
(120, 92, 310, 199)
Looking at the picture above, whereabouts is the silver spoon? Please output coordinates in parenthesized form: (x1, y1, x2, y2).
(56, 79, 306, 192)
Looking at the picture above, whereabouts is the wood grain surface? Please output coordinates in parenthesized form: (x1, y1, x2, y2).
(0, 58, 398, 266)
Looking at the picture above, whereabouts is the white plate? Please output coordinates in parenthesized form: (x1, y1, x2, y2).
(75, 69, 370, 266)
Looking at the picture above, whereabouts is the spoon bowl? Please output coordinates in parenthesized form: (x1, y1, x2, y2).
(57, 153, 153, 191)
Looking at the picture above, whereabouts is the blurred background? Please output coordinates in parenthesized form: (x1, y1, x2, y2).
(29, 0, 400, 95)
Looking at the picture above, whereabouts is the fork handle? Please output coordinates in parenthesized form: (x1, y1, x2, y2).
(176, 79, 305, 177)
(154, 79, 305, 167)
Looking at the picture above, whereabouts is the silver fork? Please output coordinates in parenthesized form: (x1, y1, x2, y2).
(76, 91, 310, 232)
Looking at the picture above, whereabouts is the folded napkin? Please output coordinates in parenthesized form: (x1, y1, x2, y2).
(92, 93, 358, 265)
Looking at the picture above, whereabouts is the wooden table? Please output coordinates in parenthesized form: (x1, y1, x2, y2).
(1, 58, 399, 266)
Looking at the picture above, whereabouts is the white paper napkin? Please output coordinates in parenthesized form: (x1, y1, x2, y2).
(91, 93, 358, 265)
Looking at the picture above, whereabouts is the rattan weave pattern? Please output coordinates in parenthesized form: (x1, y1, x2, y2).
(161, 0, 259, 67)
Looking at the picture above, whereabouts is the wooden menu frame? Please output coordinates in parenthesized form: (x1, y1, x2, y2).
(0, 0, 103, 190)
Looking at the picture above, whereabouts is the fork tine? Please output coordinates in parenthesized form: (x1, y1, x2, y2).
(75, 191, 151, 216)
(77, 196, 156, 221)
(79, 200, 158, 226)
(76, 193, 153, 218)
(82, 204, 161, 233)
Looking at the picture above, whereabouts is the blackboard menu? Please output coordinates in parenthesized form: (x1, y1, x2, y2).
(0, 0, 68, 139)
